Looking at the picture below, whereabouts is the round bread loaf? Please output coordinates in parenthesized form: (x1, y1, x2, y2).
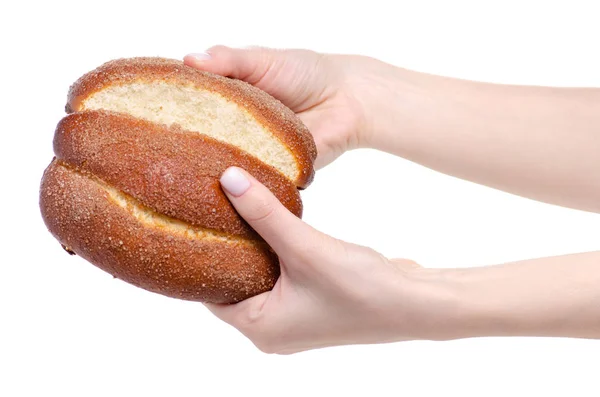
(40, 57, 317, 303)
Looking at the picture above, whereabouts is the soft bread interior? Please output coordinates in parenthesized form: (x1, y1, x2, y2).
(82, 82, 298, 182)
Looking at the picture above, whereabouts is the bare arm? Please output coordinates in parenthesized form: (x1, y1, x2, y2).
(361, 65, 600, 213)
(426, 251, 600, 340)
(186, 47, 600, 352)
(359, 65, 600, 339)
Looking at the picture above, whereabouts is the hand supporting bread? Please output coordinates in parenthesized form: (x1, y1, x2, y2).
(40, 58, 317, 303)
(181, 46, 600, 353)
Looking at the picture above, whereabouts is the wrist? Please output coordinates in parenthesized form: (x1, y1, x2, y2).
(380, 253, 600, 344)
(356, 62, 433, 153)
(390, 266, 518, 342)
(424, 263, 581, 340)
(405, 266, 536, 341)
(393, 267, 470, 341)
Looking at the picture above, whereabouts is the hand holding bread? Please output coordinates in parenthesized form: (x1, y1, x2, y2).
(38, 44, 600, 354)
(39, 46, 462, 353)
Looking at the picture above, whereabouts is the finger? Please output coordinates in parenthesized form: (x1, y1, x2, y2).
(389, 258, 422, 270)
(184, 45, 277, 86)
(219, 167, 315, 254)
(204, 291, 269, 330)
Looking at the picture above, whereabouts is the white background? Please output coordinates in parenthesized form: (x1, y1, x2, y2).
(2, 0, 599, 396)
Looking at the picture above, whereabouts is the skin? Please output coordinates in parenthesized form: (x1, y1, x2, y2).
(183, 46, 600, 354)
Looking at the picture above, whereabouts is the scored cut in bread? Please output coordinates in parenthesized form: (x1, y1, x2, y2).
(66, 57, 317, 188)
(39, 57, 317, 303)
(41, 161, 280, 303)
(54, 110, 303, 240)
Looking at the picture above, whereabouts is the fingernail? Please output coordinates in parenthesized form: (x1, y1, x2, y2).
(220, 167, 250, 197)
(186, 52, 212, 62)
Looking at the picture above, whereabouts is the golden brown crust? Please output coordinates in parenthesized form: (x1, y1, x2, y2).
(39, 160, 279, 303)
(54, 110, 302, 240)
(66, 57, 317, 188)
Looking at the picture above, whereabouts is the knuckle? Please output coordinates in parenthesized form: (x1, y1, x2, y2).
(234, 306, 263, 333)
(253, 339, 280, 355)
(244, 197, 278, 224)
(247, 328, 283, 354)
(244, 322, 287, 355)
(206, 45, 228, 56)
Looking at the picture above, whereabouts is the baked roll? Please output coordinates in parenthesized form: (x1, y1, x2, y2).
(40, 57, 317, 303)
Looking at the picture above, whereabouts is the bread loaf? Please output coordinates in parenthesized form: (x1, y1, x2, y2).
(40, 57, 317, 303)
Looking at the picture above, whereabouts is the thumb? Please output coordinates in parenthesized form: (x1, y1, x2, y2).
(219, 167, 311, 254)
(184, 45, 277, 86)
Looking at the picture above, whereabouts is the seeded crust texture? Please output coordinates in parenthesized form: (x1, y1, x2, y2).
(39, 57, 317, 303)
(54, 110, 303, 240)
(67, 57, 317, 188)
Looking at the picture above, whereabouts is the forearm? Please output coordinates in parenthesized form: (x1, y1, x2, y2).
(365, 66, 600, 213)
(427, 252, 600, 339)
